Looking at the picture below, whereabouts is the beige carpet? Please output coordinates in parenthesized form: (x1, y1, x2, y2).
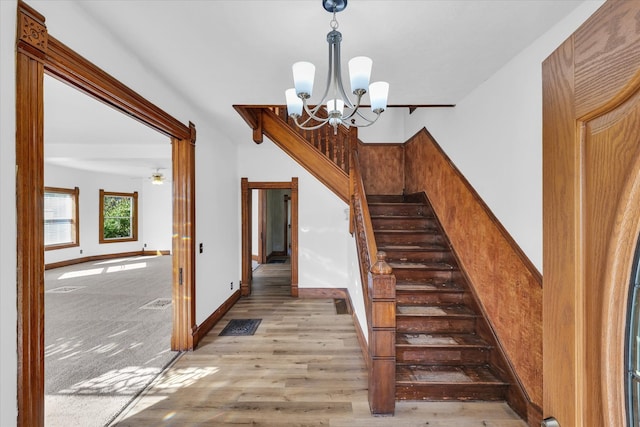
(44, 255, 178, 427)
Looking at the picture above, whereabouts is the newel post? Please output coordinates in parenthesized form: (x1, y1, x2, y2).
(368, 251, 396, 415)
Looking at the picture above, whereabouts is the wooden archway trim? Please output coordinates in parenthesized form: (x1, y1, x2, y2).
(16, 2, 196, 425)
(241, 178, 299, 297)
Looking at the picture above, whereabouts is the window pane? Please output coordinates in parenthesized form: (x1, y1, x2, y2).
(44, 191, 75, 246)
(103, 195, 133, 239)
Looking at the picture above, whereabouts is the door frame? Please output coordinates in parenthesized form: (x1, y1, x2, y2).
(241, 178, 298, 296)
(15, 2, 196, 426)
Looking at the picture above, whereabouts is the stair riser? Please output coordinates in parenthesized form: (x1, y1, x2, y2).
(396, 348, 490, 365)
(383, 250, 455, 264)
(369, 205, 432, 216)
(372, 217, 437, 230)
(375, 233, 446, 246)
(396, 292, 464, 305)
(393, 269, 454, 282)
(397, 317, 476, 334)
(396, 384, 508, 401)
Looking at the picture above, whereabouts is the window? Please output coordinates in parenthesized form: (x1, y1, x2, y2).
(628, 236, 640, 426)
(44, 187, 79, 250)
(99, 190, 138, 243)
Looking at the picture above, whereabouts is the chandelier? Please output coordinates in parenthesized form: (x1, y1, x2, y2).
(285, 0, 389, 134)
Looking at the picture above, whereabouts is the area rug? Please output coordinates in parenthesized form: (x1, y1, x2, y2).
(219, 319, 262, 336)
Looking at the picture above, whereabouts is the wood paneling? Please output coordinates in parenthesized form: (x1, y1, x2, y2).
(404, 130, 543, 410)
(543, 2, 640, 425)
(357, 142, 404, 195)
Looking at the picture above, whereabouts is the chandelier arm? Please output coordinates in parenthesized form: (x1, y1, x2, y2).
(294, 115, 330, 131)
(350, 110, 382, 128)
(333, 39, 356, 109)
(341, 92, 365, 121)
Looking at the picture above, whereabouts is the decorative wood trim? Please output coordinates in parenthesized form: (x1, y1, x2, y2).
(172, 133, 197, 351)
(45, 35, 190, 140)
(290, 178, 299, 297)
(193, 289, 241, 345)
(15, 2, 196, 424)
(258, 108, 349, 203)
(16, 5, 46, 423)
(44, 250, 170, 270)
(241, 179, 299, 297)
(241, 178, 251, 296)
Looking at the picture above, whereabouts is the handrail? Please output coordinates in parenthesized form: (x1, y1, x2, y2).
(349, 143, 396, 415)
(270, 106, 351, 175)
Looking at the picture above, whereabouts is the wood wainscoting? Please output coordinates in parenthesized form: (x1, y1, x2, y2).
(403, 129, 543, 422)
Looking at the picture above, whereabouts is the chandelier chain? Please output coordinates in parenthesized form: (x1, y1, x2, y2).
(330, 8, 339, 30)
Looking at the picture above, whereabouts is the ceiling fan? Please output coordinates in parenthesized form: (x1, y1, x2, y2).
(150, 168, 168, 185)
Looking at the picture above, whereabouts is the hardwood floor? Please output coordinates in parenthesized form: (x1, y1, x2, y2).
(111, 260, 526, 426)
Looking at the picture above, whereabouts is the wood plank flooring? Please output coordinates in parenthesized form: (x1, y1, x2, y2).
(111, 260, 526, 426)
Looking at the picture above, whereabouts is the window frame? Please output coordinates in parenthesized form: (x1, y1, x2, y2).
(44, 186, 80, 251)
(99, 189, 139, 244)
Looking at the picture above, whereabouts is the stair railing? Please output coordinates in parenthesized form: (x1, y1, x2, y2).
(349, 145, 396, 415)
(270, 106, 351, 175)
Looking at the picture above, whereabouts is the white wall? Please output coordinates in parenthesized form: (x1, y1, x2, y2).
(1, 2, 18, 425)
(238, 138, 354, 288)
(193, 120, 240, 325)
(43, 164, 172, 265)
(404, 0, 604, 271)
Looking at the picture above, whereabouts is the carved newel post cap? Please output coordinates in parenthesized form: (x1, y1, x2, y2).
(371, 251, 393, 275)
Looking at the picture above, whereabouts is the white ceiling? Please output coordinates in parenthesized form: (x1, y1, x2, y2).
(40, 0, 588, 179)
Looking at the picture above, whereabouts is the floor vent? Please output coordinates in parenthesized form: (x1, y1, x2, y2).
(140, 298, 172, 310)
(46, 286, 86, 293)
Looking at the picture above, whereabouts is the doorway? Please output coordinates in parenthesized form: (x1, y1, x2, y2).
(241, 178, 298, 297)
(16, 3, 196, 426)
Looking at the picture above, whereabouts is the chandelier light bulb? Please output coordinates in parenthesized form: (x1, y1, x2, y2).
(285, 88, 303, 117)
(348, 56, 372, 94)
(369, 81, 389, 113)
(292, 61, 315, 98)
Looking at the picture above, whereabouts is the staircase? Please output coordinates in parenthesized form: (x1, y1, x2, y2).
(368, 193, 509, 402)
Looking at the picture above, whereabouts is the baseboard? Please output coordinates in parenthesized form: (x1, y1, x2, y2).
(45, 249, 170, 270)
(193, 289, 241, 347)
(298, 287, 370, 368)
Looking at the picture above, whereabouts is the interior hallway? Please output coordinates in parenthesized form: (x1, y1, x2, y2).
(111, 260, 525, 426)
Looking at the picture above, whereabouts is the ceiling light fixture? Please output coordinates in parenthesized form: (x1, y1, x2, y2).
(151, 169, 165, 185)
(285, 0, 389, 134)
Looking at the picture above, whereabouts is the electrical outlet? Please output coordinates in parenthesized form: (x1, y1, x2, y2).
(199, 243, 203, 254)
(144, 243, 147, 248)
(230, 282, 233, 290)
(80, 249, 83, 254)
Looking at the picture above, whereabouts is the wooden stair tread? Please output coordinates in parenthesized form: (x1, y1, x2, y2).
(378, 244, 447, 250)
(396, 365, 507, 386)
(389, 261, 456, 271)
(397, 305, 476, 317)
(396, 280, 463, 292)
(396, 333, 489, 348)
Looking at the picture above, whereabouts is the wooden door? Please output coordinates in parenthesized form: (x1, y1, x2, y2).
(543, 1, 640, 426)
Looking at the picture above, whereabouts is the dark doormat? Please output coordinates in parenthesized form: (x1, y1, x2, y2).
(267, 259, 285, 264)
(219, 319, 262, 336)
